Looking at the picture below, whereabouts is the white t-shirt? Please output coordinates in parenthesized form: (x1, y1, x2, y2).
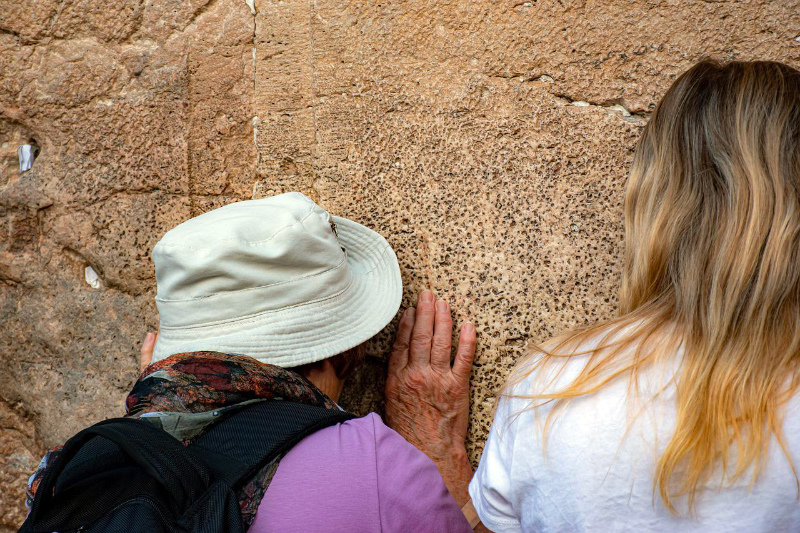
(469, 335, 800, 532)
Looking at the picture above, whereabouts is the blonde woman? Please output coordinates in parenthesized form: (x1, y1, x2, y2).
(387, 60, 800, 531)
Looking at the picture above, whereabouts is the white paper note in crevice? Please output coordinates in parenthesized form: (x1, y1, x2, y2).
(85, 266, 102, 289)
(18, 145, 37, 172)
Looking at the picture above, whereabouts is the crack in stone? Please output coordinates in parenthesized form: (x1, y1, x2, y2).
(163, 0, 225, 45)
(250, 1, 258, 194)
(552, 93, 649, 123)
(0, 28, 22, 39)
(490, 72, 649, 123)
(308, 0, 322, 204)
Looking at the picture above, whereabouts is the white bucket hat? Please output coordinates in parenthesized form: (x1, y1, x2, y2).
(151, 192, 403, 367)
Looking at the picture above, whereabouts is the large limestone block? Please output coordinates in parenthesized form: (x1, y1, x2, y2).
(251, 0, 800, 461)
(0, 0, 255, 522)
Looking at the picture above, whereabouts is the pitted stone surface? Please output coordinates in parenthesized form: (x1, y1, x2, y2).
(0, 0, 255, 523)
(0, 398, 42, 532)
(257, 81, 638, 462)
(1, 0, 800, 525)
(251, 0, 800, 463)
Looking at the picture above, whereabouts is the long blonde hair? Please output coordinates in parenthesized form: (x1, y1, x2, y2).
(508, 60, 800, 514)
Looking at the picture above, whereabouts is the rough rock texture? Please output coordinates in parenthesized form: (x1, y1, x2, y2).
(0, 398, 42, 532)
(250, 0, 800, 460)
(0, 0, 255, 523)
(1, 0, 799, 526)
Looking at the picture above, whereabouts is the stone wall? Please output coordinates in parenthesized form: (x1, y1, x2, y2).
(1, 0, 798, 527)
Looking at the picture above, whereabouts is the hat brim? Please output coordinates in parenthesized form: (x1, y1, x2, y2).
(152, 216, 402, 367)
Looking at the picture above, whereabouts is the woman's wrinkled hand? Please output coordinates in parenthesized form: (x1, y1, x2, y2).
(385, 289, 477, 506)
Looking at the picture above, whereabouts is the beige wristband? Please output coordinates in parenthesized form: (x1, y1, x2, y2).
(461, 498, 481, 529)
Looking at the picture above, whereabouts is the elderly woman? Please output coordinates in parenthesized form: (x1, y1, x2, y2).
(391, 60, 800, 532)
(26, 192, 476, 532)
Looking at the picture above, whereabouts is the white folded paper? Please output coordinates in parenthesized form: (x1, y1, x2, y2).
(18, 144, 39, 172)
(85, 266, 102, 289)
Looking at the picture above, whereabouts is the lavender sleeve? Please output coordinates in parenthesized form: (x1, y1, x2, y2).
(372, 415, 473, 533)
(251, 412, 472, 532)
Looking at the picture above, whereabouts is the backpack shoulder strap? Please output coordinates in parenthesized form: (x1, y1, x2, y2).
(21, 400, 354, 533)
(188, 400, 356, 487)
(22, 417, 214, 533)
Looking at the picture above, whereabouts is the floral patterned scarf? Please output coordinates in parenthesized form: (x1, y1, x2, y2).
(27, 352, 340, 527)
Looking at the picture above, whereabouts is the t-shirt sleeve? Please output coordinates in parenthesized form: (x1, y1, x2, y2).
(371, 414, 473, 533)
(468, 394, 524, 533)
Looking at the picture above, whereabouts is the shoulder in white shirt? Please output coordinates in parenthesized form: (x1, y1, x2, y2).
(469, 332, 800, 533)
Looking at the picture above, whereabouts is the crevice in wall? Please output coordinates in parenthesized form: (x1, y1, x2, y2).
(0, 28, 22, 39)
(165, 0, 224, 44)
(307, 0, 322, 204)
(489, 72, 650, 123)
(249, 0, 259, 190)
(552, 93, 649, 123)
(186, 51, 196, 217)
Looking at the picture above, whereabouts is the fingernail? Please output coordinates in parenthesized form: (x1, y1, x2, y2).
(407, 308, 416, 319)
(435, 300, 448, 312)
(463, 322, 474, 333)
(420, 290, 434, 303)
(146, 332, 155, 342)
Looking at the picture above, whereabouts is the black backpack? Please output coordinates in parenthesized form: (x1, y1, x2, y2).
(20, 400, 355, 533)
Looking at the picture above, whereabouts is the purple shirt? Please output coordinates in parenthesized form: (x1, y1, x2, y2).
(251, 413, 472, 532)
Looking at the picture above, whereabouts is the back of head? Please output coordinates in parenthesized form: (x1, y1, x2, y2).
(512, 60, 800, 515)
(624, 60, 800, 322)
(624, 60, 800, 512)
(151, 192, 402, 368)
